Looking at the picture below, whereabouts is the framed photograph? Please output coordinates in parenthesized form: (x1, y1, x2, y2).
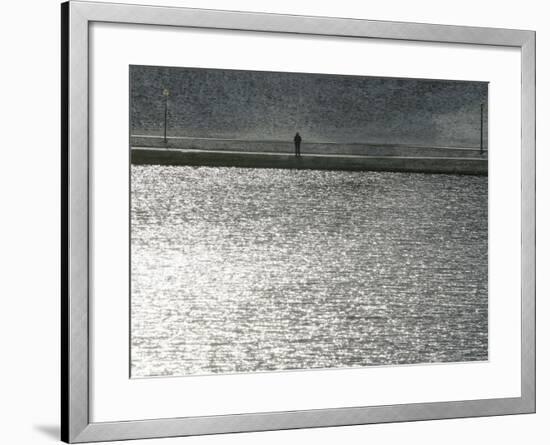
(61, 1, 535, 442)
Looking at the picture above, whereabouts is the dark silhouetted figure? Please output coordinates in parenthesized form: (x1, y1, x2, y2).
(294, 132, 302, 158)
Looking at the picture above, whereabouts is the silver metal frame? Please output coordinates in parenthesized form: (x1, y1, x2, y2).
(61, 1, 535, 442)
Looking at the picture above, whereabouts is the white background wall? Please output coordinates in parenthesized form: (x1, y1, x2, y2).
(0, 0, 546, 444)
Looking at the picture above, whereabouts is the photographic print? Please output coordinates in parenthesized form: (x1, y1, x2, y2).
(130, 65, 488, 378)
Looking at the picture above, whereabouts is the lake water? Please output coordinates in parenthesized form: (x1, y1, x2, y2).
(131, 165, 488, 378)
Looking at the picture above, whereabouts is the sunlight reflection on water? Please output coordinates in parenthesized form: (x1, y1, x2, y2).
(131, 165, 488, 377)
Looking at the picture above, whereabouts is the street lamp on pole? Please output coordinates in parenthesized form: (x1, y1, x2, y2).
(163, 88, 170, 145)
(480, 102, 484, 156)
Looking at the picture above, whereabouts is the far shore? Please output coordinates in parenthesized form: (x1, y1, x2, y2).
(131, 146, 488, 176)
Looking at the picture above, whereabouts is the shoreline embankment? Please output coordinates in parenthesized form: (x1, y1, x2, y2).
(131, 135, 487, 159)
(131, 146, 488, 176)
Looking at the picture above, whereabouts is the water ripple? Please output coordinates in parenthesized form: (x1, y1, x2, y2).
(131, 166, 488, 377)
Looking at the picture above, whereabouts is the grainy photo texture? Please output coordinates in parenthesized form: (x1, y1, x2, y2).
(130, 66, 488, 378)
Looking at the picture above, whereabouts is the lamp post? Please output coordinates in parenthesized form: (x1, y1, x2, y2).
(163, 88, 170, 145)
(480, 102, 484, 156)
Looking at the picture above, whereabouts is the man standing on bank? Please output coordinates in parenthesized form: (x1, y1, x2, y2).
(294, 132, 302, 158)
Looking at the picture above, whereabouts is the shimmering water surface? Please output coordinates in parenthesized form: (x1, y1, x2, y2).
(131, 165, 488, 378)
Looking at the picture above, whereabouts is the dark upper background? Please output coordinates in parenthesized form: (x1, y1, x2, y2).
(130, 65, 488, 148)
